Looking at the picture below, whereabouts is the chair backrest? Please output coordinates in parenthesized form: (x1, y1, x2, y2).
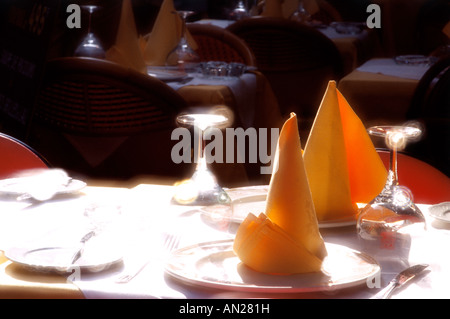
(406, 56, 450, 176)
(377, 149, 450, 204)
(226, 17, 344, 139)
(0, 133, 49, 179)
(34, 57, 186, 136)
(30, 57, 190, 180)
(187, 23, 256, 66)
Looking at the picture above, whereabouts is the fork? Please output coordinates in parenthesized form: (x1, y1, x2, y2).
(115, 233, 180, 284)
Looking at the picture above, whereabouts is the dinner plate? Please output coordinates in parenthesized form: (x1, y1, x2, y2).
(147, 66, 188, 82)
(429, 202, 450, 224)
(394, 55, 431, 65)
(0, 178, 86, 198)
(165, 240, 380, 293)
(201, 185, 356, 228)
(330, 22, 366, 34)
(5, 245, 123, 273)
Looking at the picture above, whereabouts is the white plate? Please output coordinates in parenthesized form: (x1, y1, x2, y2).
(330, 22, 366, 34)
(429, 202, 450, 224)
(202, 185, 356, 228)
(394, 55, 431, 65)
(165, 240, 380, 293)
(0, 178, 86, 198)
(5, 245, 123, 273)
(147, 66, 188, 82)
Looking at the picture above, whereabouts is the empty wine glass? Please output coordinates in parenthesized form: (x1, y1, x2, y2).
(172, 112, 231, 206)
(290, 1, 311, 24)
(357, 125, 426, 274)
(229, 0, 250, 20)
(74, 5, 105, 59)
(166, 10, 200, 73)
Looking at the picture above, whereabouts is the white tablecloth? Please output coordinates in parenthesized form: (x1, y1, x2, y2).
(1, 182, 449, 299)
(168, 72, 257, 128)
(356, 58, 430, 81)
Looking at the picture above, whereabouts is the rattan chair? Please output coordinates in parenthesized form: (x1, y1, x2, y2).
(187, 23, 256, 66)
(29, 57, 190, 180)
(0, 133, 49, 179)
(227, 17, 344, 140)
(406, 56, 450, 177)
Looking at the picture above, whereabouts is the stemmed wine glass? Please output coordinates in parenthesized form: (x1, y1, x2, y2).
(166, 11, 200, 73)
(357, 125, 426, 274)
(229, 0, 250, 20)
(290, 1, 311, 24)
(172, 112, 231, 206)
(74, 5, 105, 59)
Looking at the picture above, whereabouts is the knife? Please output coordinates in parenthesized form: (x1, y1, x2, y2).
(372, 264, 429, 299)
(70, 230, 96, 265)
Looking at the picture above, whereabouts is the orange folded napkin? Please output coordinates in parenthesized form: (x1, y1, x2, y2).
(303, 81, 387, 222)
(143, 0, 198, 66)
(105, 0, 146, 73)
(443, 21, 450, 38)
(233, 113, 327, 274)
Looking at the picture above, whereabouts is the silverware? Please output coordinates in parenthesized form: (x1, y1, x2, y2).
(70, 230, 96, 264)
(115, 233, 180, 284)
(372, 264, 429, 299)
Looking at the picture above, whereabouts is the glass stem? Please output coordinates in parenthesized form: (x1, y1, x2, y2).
(194, 127, 207, 172)
(87, 9, 93, 34)
(389, 146, 399, 186)
(179, 13, 188, 45)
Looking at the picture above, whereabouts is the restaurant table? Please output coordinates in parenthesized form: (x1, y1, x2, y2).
(1, 179, 450, 299)
(165, 70, 283, 130)
(196, 19, 380, 74)
(337, 58, 431, 130)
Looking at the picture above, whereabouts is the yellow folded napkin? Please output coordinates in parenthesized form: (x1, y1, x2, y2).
(233, 113, 327, 275)
(143, 0, 198, 66)
(443, 21, 450, 38)
(303, 81, 387, 222)
(105, 0, 146, 73)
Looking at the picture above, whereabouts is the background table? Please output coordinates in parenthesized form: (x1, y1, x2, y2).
(197, 19, 380, 75)
(337, 58, 430, 131)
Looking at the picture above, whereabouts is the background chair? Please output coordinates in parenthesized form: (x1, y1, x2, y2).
(227, 17, 344, 141)
(29, 57, 190, 181)
(0, 133, 49, 179)
(377, 149, 450, 204)
(187, 23, 256, 66)
(406, 56, 450, 177)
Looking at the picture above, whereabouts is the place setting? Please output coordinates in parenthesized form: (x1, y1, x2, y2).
(161, 81, 429, 297)
(0, 169, 128, 277)
(0, 168, 86, 202)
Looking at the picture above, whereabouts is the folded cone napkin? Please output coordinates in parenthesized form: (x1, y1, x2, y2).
(143, 0, 198, 66)
(303, 81, 387, 222)
(443, 21, 450, 38)
(105, 0, 146, 73)
(106, 0, 198, 71)
(233, 113, 327, 274)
